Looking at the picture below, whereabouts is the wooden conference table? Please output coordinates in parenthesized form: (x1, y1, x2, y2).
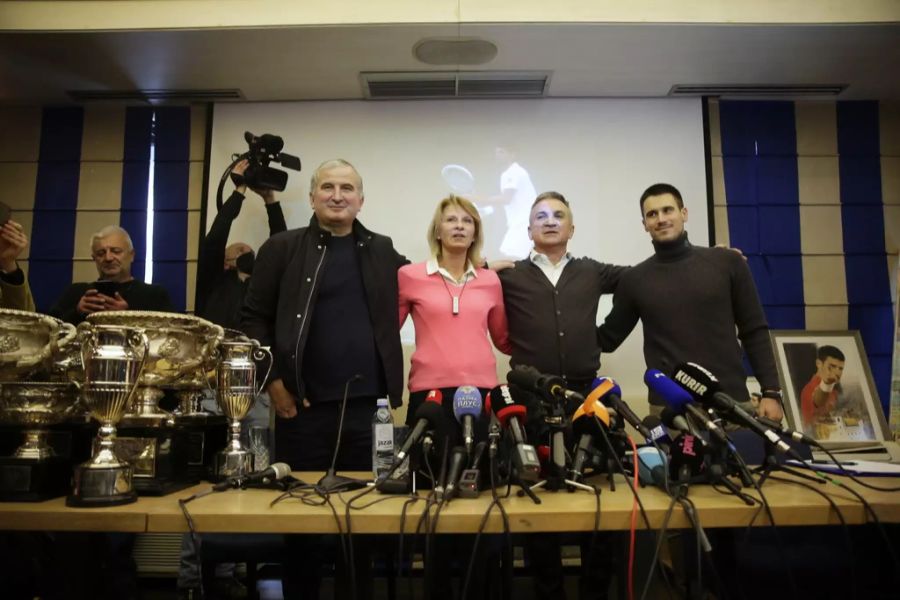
(0, 471, 897, 535)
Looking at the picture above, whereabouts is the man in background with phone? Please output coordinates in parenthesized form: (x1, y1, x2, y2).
(0, 211, 35, 311)
(49, 225, 173, 323)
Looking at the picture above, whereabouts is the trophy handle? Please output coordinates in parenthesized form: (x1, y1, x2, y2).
(251, 343, 273, 398)
(78, 325, 96, 374)
(55, 321, 77, 349)
(126, 330, 151, 383)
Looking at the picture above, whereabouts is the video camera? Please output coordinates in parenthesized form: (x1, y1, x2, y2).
(240, 131, 301, 192)
(216, 131, 302, 210)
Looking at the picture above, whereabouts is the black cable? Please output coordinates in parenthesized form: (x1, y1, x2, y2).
(677, 496, 729, 600)
(593, 420, 652, 531)
(638, 493, 680, 600)
(811, 444, 900, 492)
(176, 487, 220, 600)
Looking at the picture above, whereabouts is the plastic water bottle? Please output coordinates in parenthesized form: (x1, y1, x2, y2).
(372, 398, 394, 478)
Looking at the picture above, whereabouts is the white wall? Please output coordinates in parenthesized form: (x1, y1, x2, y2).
(208, 98, 707, 409)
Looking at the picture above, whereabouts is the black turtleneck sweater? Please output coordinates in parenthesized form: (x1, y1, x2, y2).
(597, 233, 779, 404)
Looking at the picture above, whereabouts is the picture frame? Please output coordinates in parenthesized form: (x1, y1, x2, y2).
(769, 330, 890, 448)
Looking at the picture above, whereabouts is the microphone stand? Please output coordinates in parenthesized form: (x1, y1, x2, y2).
(318, 375, 368, 492)
(525, 393, 594, 495)
(753, 438, 823, 489)
(702, 428, 756, 506)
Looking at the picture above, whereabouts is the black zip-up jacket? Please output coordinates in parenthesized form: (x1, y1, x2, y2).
(240, 216, 408, 408)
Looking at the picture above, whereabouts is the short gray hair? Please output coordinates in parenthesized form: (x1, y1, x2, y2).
(91, 225, 134, 251)
(309, 159, 364, 196)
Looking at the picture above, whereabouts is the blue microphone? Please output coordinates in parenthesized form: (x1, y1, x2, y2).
(644, 369, 732, 448)
(452, 385, 482, 457)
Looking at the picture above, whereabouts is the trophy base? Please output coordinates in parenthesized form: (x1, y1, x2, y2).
(213, 450, 254, 482)
(0, 456, 71, 502)
(133, 478, 195, 496)
(67, 464, 137, 507)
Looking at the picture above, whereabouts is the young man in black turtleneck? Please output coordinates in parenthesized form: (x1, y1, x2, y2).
(597, 183, 784, 420)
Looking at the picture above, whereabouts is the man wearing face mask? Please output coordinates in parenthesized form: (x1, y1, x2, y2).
(195, 159, 286, 330)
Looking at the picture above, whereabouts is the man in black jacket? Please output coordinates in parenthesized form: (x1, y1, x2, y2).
(241, 158, 407, 600)
(499, 192, 627, 600)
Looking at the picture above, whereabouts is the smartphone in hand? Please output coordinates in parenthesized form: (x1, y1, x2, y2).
(0, 200, 11, 226)
(93, 280, 120, 297)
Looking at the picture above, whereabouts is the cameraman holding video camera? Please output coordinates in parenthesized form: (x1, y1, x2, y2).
(194, 158, 286, 330)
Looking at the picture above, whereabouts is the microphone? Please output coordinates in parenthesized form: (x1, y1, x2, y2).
(641, 414, 672, 453)
(669, 433, 706, 484)
(660, 406, 702, 441)
(671, 363, 805, 461)
(636, 445, 668, 489)
(486, 384, 541, 481)
(442, 446, 469, 501)
(396, 390, 444, 462)
(646, 369, 731, 447)
(591, 377, 652, 438)
(452, 385, 483, 457)
(569, 396, 612, 481)
(213, 462, 292, 491)
(756, 415, 817, 446)
(507, 366, 584, 402)
(318, 373, 367, 492)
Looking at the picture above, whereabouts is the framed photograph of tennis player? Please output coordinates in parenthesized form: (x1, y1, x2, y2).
(769, 330, 890, 447)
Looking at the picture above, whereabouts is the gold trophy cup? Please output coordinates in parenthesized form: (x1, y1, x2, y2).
(214, 334, 272, 479)
(67, 324, 148, 507)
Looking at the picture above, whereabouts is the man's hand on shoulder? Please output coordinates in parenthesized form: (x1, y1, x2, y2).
(713, 243, 747, 262)
(486, 259, 515, 272)
(268, 378, 299, 418)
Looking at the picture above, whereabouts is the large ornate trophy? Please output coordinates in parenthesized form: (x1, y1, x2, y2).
(0, 309, 80, 501)
(83, 311, 224, 494)
(68, 324, 148, 507)
(86, 311, 223, 423)
(214, 332, 271, 479)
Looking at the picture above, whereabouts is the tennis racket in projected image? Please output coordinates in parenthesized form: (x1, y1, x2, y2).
(441, 164, 493, 216)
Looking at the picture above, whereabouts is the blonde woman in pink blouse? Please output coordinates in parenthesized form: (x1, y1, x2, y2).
(398, 195, 512, 427)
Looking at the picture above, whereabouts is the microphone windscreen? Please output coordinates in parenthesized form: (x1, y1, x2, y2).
(641, 415, 669, 446)
(270, 462, 292, 479)
(645, 369, 694, 412)
(670, 363, 722, 403)
(495, 403, 527, 426)
(669, 433, 706, 480)
(425, 389, 444, 405)
(414, 398, 445, 426)
(636, 446, 666, 485)
(591, 376, 622, 401)
(506, 366, 544, 391)
(452, 385, 483, 420)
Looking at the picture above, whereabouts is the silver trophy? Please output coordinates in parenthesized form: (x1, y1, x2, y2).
(0, 309, 82, 501)
(68, 324, 148, 507)
(0, 381, 80, 459)
(0, 308, 77, 381)
(85, 311, 223, 426)
(213, 333, 271, 479)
